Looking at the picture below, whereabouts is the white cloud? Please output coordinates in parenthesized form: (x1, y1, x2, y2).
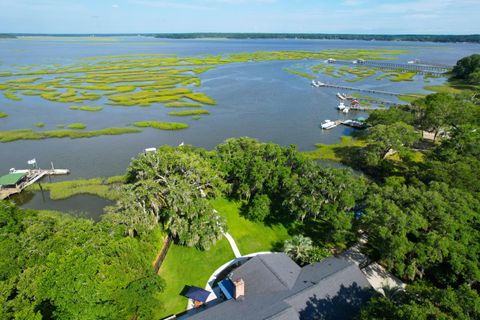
(112, 4, 119, 8)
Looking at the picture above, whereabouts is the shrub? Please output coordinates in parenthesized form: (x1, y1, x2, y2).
(244, 193, 271, 221)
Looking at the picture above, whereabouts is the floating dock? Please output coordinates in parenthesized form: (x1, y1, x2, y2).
(0, 168, 69, 200)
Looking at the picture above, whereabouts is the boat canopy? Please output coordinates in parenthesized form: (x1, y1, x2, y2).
(0, 172, 27, 187)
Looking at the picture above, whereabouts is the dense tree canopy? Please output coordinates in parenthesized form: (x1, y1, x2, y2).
(357, 283, 480, 320)
(424, 125, 480, 192)
(452, 54, 480, 84)
(363, 121, 419, 166)
(215, 137, 368, 247)
(0, 202, 164, 320)
(362, 181, 480, 285)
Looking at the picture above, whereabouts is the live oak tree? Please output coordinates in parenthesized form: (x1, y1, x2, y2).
(363, 122, 419, 166)
(415, 93, 476, 141)
(108, 145, 227, 250)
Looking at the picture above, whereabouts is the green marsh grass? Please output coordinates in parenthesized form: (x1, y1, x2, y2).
(185, 93, 216, 105)
(67, 123, 87, 129)
(424, 85, 463, 94)
(69, 106, 103, 112)
(0, 112, 7, 118)
(3, 91, 22, 101)
(284, 68, 317, 80)
(167, 109, 209, 116)
(0, 127, 141, 142)
(164, 101, 203, 108)
(27, 176, 124, 200)
(34, 123, 45, 128)
(306, 136, 367, 162)
(6, 77, 41, 83)
(132, 121, 189, 130)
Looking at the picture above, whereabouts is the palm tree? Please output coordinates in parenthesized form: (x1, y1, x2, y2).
(283, 235, 313, 263)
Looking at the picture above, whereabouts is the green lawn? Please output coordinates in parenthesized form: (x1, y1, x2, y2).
(157, 197, 291, 317)
(157, 239, 234, 318)
(211, 198, 290, 255)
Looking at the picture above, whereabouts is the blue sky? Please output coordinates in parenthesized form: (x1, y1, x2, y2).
(0, 0, 479, 34)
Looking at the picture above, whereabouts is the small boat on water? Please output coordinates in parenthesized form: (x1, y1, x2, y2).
(337, 92, 347, 100)
(343, 107, 349, 114)
(321, 120, 338, 130)
(337, 102, 347, 110)
(342, 119, 368, 129)
(311, 80, 324, 87)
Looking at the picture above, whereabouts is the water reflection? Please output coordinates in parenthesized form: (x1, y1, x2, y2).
(11, 191, 113, 221)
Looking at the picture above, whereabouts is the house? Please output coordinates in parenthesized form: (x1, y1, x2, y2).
(187, 253, 374, 320)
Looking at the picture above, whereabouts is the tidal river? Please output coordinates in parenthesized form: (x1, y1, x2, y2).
(0, 37, 478, 182)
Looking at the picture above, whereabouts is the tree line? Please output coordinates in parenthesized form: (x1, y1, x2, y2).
(154, 33, 480, 43)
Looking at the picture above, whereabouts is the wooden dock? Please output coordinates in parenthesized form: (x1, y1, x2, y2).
(0, 168, 69, 200)
(328, 59, 450, 75)
(312, 80, 419, 98)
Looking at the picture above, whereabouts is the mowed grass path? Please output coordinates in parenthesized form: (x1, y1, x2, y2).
(157, 197, 291, 317)
(211, 198, 290, 255)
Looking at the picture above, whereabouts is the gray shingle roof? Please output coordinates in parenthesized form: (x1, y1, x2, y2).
(187, 254, 373, 320)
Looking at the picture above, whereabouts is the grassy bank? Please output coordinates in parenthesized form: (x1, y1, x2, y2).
(27, 176, 124, 200)
(132, 121, 189, 130)
(0, 127, 141, 142)
(0, 112, 7, 118)
(306, 136, 368, 162)
(424, 84, 463, 94)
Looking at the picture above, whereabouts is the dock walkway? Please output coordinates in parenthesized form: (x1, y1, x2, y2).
(0, 168, 69, 200)
(313, 80, 419, 98)
(328, 59, 450, 75)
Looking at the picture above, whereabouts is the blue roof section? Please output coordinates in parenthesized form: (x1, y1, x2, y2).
(185, 286, 211, 303)
(218, 279, 234, 300)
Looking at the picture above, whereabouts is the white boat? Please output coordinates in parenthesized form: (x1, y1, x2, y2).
(336, 92, 347, 100)
(343, 107, 349, 114)
(321, 120, 337, 130)
(311, 80, 324, 87)
(9, 168, 29, 174)
(144, 147, 157, 153)
(337, 102, 347, 110)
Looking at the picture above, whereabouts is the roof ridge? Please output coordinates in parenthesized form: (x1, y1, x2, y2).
(258, 254, 294, 289)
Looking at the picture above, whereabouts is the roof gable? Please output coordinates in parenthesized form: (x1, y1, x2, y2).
(188, 255, 372, 320)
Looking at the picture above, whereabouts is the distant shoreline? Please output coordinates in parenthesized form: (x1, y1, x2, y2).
(2, 33, 479, 43)
(153, 33, 480, 44)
